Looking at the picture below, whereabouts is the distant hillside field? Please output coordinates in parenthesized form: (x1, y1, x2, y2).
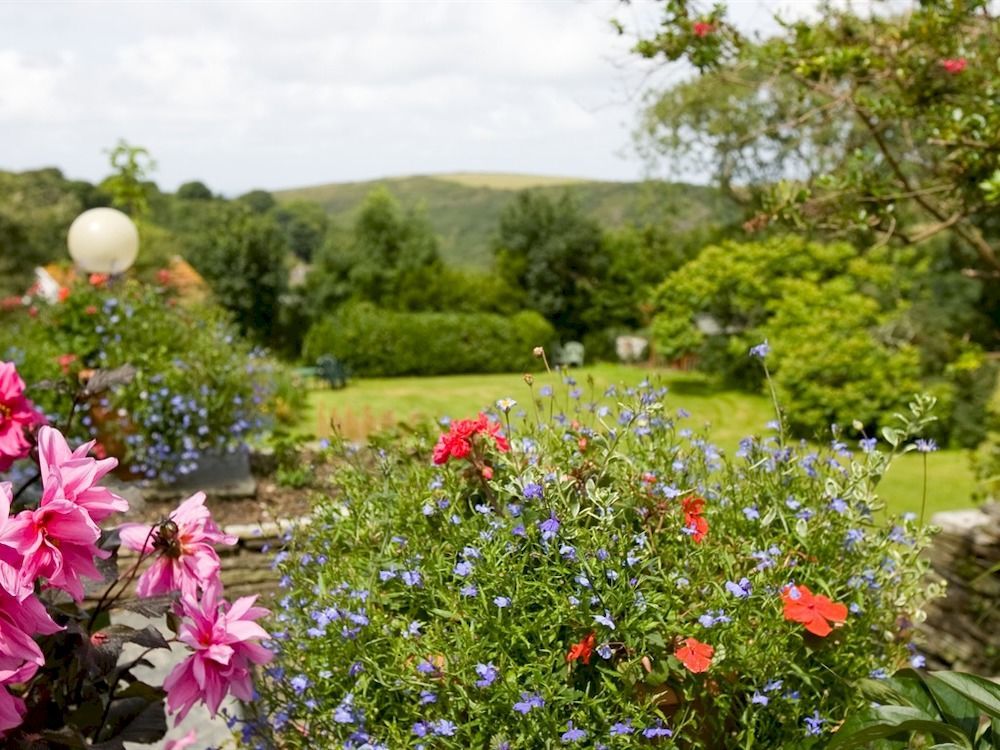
(274, 173, 737, 268)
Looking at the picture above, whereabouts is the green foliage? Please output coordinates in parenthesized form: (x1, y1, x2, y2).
(830, 668, 1000, 749)
(494, 190, 608, 339)
(250, 381, 940, 749)
(1, 278, 300, 482)
(175, 180, 214, 201)
(307, 187, 442, 314)
(650, 235, 991, 440)
(276, 175, 741, 270)
(972, 375, 1000, 502)
(0, 168, 100, 297)
(237, 188, 277, 214)
(766, 279, 922, 437)
(274, 200, 329, 261)
(629, 0, 1000, 276)
(302, 303, 555, 377)
(101, 139, 156, 219)
(183, 203, 290, 347)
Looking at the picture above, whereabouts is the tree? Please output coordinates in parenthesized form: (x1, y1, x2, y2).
(274, 200, 329, 261)
(185, 204, 289, 346)
(307, 187, 441, 313)
(101, 139, 156, 218)
(237, 189, 277, 214)
(628, 0, 1000, 277)
(493, 190, 609, 340)
(176, 180, 214, 201)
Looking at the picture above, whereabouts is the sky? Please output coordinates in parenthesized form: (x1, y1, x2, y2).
(1, 0, 821, 195)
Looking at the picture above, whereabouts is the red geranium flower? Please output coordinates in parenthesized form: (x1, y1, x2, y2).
(88, 273, 109, 286)
(693, 21, 715, 37)
(940, 57, 967, 74)
(566, 632, 596, 665)
(675, 637, 713, 673)
(781, 584, 848, 637)
(681, 495, 709, 543)
(432, 413, 509, 465)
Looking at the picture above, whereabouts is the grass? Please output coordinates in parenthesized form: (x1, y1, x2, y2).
(297, 364, 977, 517)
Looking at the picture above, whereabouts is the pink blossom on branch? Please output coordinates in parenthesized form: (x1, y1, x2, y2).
(37, 426, 129, 523)
(119, 492, 236, 598)
(0, 362, 45, 471)
(163, 583, 272, 721)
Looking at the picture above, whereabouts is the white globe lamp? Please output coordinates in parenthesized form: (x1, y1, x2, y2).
(67, 207, 139, 274)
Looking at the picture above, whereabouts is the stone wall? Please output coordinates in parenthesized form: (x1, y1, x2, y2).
(921, 503, 1000, 675)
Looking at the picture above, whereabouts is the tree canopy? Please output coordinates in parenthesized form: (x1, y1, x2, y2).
(628, 0, 1000, 277)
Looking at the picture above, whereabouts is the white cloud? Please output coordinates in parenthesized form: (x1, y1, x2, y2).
(0, 0, 827, 194)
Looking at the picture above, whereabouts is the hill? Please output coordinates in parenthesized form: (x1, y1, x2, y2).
(274, 173, 738, 269)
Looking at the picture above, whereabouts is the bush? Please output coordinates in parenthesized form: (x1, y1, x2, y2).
(766, 278, 923, 438)
(248, 377, 940, 749)
(302, 303, 556, 376)
(1, 276, 302, 483)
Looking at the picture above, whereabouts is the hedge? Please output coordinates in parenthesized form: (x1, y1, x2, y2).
(302, 303, 555, 376)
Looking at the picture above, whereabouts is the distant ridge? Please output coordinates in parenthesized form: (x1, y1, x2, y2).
(275, 172, 736, 268)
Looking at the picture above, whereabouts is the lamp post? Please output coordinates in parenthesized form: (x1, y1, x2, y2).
(67, 207, 139, 275)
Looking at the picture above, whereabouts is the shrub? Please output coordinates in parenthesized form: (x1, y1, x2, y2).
(1, 276, 301, 483)
(249, 374, 940, 748)
(302, 303, 556, 376)
(765, 278, 923, 438)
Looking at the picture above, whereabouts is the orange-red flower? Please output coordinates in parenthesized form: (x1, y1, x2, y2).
(675, 637, 713, 673)
(57, 287, 70, 303)
(88, 273, 109, 287)
(781, 584, 848, 637)
(682, 496, 709, 543)
(56, 353, 77, 375)
(566, 632, 596, 665)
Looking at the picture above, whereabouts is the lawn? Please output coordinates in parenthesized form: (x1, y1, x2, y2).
(297, 364, 977, 517)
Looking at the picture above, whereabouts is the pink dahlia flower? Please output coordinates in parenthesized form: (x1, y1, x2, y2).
(3, 497, 108, 602)
(119, 492, 236, 598)
(37, 426, 128, 522)
(0, 484, 26, 599)
(0, 362, 44, 472)
(164, 583, 272, 720)
(0, 583, 61, 735)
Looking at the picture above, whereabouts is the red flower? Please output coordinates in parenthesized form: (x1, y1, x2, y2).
(577, 437, 588, 452)
(675, 637, 713, 673)
(566, 632, 596, 665)
(57, 287, 70, 303)
(88, 273, 109, 287)
(781, 584, 848, 637)
(84, 305, 98, 316)
(693, 21, 715, 37)
(157, 269, 172, 285)
(681, 495, 708, 543)
(481, 466, 493, 480)
(432, 413, 509, 465)
(56, 353, 77, 375)
(940, 57, 967, 74)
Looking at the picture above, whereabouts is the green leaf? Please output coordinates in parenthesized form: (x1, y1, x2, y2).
(925, 671, 1000, 721)
(828, 705, 973, 749)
